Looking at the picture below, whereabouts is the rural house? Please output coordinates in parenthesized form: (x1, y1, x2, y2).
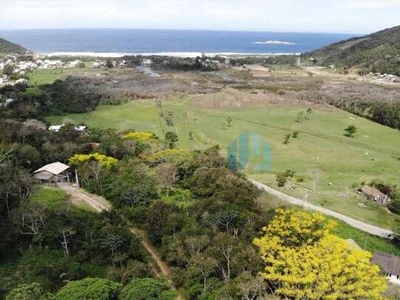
(372, 252, 400, 285)
(33, 162, 70, 184)
(359, 185, 390, 206)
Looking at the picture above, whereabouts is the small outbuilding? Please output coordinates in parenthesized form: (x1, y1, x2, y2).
(372, 252, 400, 285)
(359, 185, 390, 206)
(49, 125, 63, 132)
(33, 162, 70, 184)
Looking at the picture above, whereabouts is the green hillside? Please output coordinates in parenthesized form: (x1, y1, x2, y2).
(305, 25, 400, 75)
(47, 97, 400, 230)
(0, 37, 28, 54)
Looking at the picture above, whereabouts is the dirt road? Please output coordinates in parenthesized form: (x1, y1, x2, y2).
(58, 183, 111, 212)
(58, 183, 181, 298)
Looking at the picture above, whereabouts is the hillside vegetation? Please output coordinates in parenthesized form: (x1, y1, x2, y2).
(47, 97, 400, 230)
(2, 50, 400, 298)
(305, 25, 400, 76)
(0, 37, 28, 54)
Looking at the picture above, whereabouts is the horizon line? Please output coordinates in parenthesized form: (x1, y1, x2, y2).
(0, 27, 365, 35)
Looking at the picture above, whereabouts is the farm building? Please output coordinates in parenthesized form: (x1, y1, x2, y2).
(33, 162, 70, 184)
(359, 185, 390, 206)
(372, 252, 400, 285)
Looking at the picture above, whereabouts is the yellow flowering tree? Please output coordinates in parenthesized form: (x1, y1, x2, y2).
(122, 132, 155, 142)
(69, 153, 118, 169)
(69, 153, 118, 192)
(253, 209, 387, 299)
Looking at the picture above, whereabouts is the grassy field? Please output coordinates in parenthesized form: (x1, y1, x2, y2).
(46, 96, 400, 230)
(331, 218, 400, 256)
(28, 64, 93, 85)
(30, 186, 68, 210)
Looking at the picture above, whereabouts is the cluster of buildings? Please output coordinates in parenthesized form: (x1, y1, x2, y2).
(0, 54, 85, 73)
(0, 54, 86, 87)
(0, 73, 28, 87)
(196, 57, 230, 70)
(48, 124, 87, 132)
(92, 59, 127, 68)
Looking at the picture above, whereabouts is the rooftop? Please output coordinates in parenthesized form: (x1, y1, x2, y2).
(33, 162, 70, 175)
(371, 252, 400, 276)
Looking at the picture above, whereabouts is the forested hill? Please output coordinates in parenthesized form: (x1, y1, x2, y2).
(305, 25, 400, 76)
(0, 37, 28, 54)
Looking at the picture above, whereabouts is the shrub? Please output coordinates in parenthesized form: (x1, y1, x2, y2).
(56, 278, 121, 300)
(388, 200, 400, 215)
(283, 134, 291, 144)
(119, 278, 178, 300)
(276, 173, 288, 187)
(344, 125, 357, 137)
(6, 283, 52, 300)
(122, 132, 156, 141)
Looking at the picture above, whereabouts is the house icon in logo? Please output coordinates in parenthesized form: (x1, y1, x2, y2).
(227, 131, 271, 173)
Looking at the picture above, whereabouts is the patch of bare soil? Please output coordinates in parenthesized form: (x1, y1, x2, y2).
(191, 88, 288, 108)
(246, 64, 273, 78)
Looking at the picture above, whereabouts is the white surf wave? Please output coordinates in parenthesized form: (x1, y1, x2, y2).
(44, 51, 300, 58)
(253, 40, 297, 45)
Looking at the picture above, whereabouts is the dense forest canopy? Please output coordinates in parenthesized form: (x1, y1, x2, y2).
(0, 113, 391, 299)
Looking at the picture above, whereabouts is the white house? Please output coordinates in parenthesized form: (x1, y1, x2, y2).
(33, 162, 70, 183)
(15, 78, 28, 85)
(142, 59, 153, 66)
(49, 125, 64, 132)
(372, 252, 400, 285)
(74, 126, 87, 132)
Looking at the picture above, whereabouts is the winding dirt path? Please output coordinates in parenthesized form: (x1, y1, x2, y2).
(58, 183, 182, 299)
(123, 217, 172, 277)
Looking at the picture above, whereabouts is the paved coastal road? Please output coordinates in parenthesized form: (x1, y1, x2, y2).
(249, 179, 395, 238)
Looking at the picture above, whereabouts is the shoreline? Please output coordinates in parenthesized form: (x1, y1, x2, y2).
(44, 51, 301, 58)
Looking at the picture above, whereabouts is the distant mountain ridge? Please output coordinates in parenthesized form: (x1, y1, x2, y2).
(0, 37, 28, 54)
(305, 25, 400, 76)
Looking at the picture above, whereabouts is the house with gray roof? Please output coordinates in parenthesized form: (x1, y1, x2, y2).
(359, 185, 390, 206)
(372, 252, 400, 285)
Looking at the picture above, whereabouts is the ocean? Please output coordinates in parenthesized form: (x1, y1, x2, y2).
(0, 29, 357, 57)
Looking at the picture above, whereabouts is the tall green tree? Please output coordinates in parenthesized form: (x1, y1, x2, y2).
(120, 278, 178, 300)
(344, 125, 357, 137)
(165, 132, 178, 149)
(56, 278, 121, 300)
(5, 282, 53, 300)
